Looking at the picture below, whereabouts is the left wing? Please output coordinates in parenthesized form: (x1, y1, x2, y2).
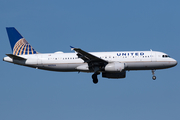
(70, 46, 108, 64)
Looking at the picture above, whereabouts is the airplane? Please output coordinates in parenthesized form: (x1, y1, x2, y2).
(3, 27, 177, 84)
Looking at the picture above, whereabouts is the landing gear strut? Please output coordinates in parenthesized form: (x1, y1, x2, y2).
(92, 72, 100, 84)
(152, 70, 156, 80)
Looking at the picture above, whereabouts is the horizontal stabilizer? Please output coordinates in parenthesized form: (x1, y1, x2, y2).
(6, 54, 26, 60)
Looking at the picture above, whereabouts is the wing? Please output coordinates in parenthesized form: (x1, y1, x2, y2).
(71, 46, 108, 72)
(71, 46, 108, 63)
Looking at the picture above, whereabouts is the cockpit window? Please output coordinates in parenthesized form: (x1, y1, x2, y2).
(162, 55, 170, 58)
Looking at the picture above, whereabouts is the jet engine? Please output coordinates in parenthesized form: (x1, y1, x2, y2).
(102, 71, 126, 78)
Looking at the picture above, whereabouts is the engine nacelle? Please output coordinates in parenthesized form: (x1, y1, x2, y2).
(102, 71, 126, 79)
(105, 62, 125, 72)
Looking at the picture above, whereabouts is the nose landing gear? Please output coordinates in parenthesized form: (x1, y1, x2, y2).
(152, 70, 156, 80)
(152, 75, 156, 80)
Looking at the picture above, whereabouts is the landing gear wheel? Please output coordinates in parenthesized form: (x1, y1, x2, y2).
(152, 76, 156, 80)
(151, 70, 156, 80)
(92, 74, 98, 84)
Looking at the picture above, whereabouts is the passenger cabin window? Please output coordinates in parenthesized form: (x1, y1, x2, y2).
(162, 55, 170, 58)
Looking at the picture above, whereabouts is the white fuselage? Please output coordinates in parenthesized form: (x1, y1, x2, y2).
(3, 51, 177, 72)
(4, 27, 177, 83)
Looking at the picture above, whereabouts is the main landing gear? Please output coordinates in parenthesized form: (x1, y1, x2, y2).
(92, 72, 100, 84)
(152, 70, 156, 80)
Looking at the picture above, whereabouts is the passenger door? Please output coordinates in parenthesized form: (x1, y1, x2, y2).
(151, 52, 156, 62)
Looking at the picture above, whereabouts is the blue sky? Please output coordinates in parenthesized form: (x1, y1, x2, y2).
(1, 0, 180, 120)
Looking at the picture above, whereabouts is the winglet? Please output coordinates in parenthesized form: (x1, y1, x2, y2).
(70, 46, 75, 51)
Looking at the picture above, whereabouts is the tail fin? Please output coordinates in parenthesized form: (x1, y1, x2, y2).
(6, 27, 38, 55)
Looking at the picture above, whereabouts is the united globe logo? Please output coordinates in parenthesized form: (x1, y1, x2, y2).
(13, 38, 38, 55)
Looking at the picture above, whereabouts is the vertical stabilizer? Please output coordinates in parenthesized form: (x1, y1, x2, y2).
(6, 27, 38, 55)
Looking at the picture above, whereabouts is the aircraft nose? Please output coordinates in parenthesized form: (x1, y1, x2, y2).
(174, 60, 178, 66)
(171, 59, 177, 67)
